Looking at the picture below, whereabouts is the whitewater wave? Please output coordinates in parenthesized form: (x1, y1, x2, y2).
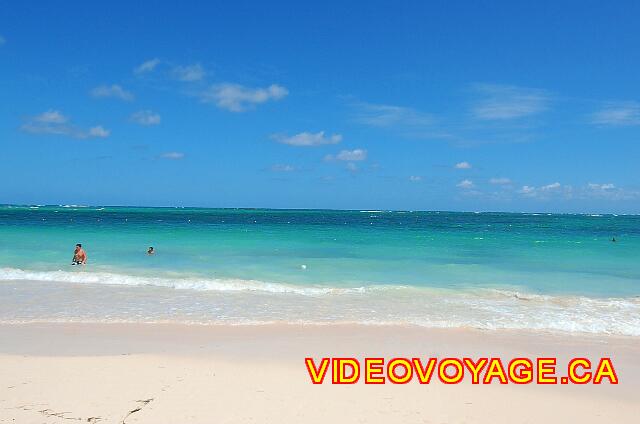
(2, 267, 639, 336)
(0, 267, 396, 295)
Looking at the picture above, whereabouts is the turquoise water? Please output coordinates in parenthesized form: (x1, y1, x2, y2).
(1, 205, 639, 334)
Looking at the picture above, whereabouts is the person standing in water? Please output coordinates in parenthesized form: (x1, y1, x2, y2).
(72, 243, 87, 265)
(147, 246, 155, 255)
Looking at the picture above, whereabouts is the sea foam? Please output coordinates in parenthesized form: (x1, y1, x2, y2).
(0, 267, 375, 295)
(1, 267, 639, 336)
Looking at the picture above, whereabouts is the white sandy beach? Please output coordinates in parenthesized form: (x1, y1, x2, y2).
(1, 323, 638, 423)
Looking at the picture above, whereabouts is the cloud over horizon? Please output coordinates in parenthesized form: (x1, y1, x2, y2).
(518, 182, 566, 198)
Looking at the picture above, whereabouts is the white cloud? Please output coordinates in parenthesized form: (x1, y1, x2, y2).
(134, 58, 161, 74)
(131, 110, 161, 126)
(518, 182, 565, 198)
(34, 109, 68, 124)
(455, 161, 472, 169)
(591, 101, 640, 126)
(519, 185, 536, 196)
(200, 83, 288, 112)
(325, 149, 367, 162)
(541, 182, 561, 190)
(354, 102, 435, 128)
(517, 182, 638, 201)
(21, 110, 109, 140)
(489, 177, 511, 185)
(409, 175, 422, 182)
(88, 126, 110, 138)
(270, 164, 296, 172)
(90, 84, 134, 101)
(272, 131, 341, 147)
(161, 152, 185, 160)
(472, 84, 549, 120)
(451, 181, 638, 202)
(583, 183, 638, 200)
(588, 183, 615, 191)
(457, 179, 474, 189)
(337, 149, 367, 161)
(172, 63, 205, 82)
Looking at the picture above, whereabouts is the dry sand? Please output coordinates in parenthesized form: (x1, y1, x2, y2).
(0, 323, 638, 423)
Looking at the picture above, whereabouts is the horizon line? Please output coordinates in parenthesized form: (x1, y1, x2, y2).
(1, 203, 637, 216)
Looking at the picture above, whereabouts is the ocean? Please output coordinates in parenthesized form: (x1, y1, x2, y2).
(1, 205, 639, 335)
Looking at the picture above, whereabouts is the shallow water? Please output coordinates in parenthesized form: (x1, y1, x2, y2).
(1, 205, 638, 334)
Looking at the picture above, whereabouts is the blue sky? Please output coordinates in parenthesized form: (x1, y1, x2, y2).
(1, 1, 639, 212)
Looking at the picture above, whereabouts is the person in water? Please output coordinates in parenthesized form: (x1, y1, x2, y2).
(72, 243, 87, 265)
(147, 246, 155, 255)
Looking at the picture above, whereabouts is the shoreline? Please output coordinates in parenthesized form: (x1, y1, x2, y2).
(3, 276, 640, 336)
(1, 321, 639, 352)
(2, 322, 638, 365)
